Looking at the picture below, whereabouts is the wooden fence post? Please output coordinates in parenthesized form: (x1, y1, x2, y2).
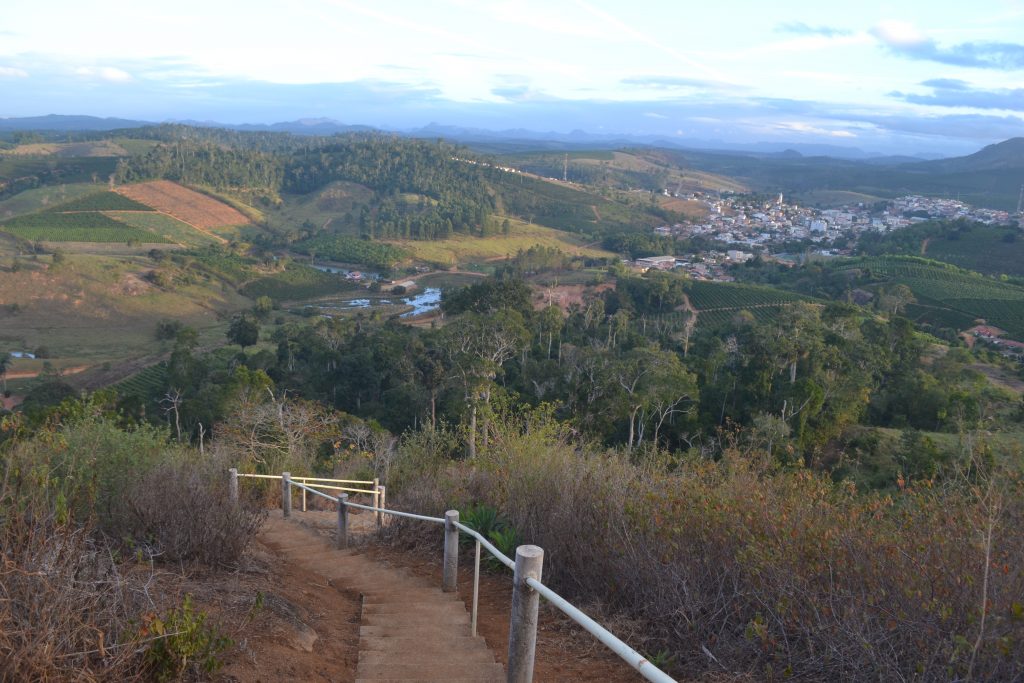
(376, 484, 386, 531)
(337, 493, 349, 549)
(228, 468, 238, 503)
(443, 510, 459, 593)
(507, 545, 544, 683)
(373, 477, 380, 527)
(282, 472, 291, 518)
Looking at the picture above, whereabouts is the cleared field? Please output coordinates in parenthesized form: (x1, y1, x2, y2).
(0, 183, 100, 220)
(105, 211, 221, 247)
(115, 180, 250, 230)
(657, 196, 710, 218)
(386, 218, 614, 267)
(792, 190, 884, 208)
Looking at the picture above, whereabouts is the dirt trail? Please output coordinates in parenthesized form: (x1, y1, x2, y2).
(4, 364, 89, 380)
(261, 510, 504, 682)
(267, 509, 646, 681)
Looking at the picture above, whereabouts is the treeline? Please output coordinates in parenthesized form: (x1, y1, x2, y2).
(114, 139, 284, 205)
(87, 270, 1021, 490)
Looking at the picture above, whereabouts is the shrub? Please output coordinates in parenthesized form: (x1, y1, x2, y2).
(143, 594, 233, 681)
(126, 454, 266, 565)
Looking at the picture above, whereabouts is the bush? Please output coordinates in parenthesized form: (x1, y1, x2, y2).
(127, 455, 266, 565)
(0, 510, 145, 680)
(143, 595, 233, 681)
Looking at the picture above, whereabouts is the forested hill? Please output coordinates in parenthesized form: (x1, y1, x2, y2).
(105, 125, 673, 240)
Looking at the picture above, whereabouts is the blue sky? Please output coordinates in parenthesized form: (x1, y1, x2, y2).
(1, 0, 1023, 154)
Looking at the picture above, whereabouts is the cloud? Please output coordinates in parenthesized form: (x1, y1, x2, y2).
(621, 75, 742, 91)
(644, 112, 668, 119)
(775, 21, 852, 37)
(75, 66, 133, 83)
(891, 80, 1024, 110)
(0, 66, 28, 78)
(871, 20, 1024, 69)
(919, 78, 970, 91)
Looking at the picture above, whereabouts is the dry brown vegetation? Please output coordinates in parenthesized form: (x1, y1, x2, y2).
(0, 413, 265, 680)
(116, 180, 250, 231)
(384, 410, 1024, 681)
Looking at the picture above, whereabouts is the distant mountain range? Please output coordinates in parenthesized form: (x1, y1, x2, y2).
(0, 114, 961, 161)
(911, 137, 1024, 173)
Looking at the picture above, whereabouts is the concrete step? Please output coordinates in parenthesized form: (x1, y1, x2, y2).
(358, 650, 497, 666)
(358, 636, 489, 652)
(360, 624, 472, 638)
(361, 602, 466, 616)
(355, 678, 503, 683)
(355, 662, 504, 679)
(363, 613, 470, 627)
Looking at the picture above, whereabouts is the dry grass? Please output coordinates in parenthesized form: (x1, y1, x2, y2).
(385, 412, 1024, 681)
(0, 417, 266, 680)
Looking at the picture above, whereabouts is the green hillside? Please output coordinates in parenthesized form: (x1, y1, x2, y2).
(835, 256, 1024, 338)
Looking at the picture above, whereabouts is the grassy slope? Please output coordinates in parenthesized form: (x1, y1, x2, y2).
(272, 181, 376, 236)
(0, 254, 251, 365)
(384, 217, 614, 266)
(0, 183, 101, 220)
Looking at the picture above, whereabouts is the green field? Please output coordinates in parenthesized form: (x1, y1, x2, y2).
(922, 226, 1024, 278)
(273, 181, 376, 236)
(106, 211, 219, 246)
(836, 256, 1024, 338)
(0, 211, 168, 243)
(47, 191, 153, 212)
(0, 183, 100, 220)
(114, 362, 169, 399)
(295, 234, 410, 270)
(385, 218, 613, 267)
(686, 280, 812, 310)
(240, 264, 356, 301)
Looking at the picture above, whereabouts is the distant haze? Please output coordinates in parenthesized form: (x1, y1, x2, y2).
(1, 0, 1022, 156)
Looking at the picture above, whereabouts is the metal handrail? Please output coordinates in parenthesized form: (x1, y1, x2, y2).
(452, 520, 515, 570)
(525, 577, 675, 683)
(343, 501, 445, 525)
(289, 480, 338, 502)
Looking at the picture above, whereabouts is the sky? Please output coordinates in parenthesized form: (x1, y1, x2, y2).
(1, 0, 1023, 155)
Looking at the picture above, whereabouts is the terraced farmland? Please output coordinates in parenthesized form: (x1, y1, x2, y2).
(47, 191, 153, 213)
(105, 211, 220, 246)
(114, 362, 168, 400)
(686, 280, 811, 311)
(0, 211, 169, 243)
(836, 256, 1024, 338)
(116, 180, 250, 231)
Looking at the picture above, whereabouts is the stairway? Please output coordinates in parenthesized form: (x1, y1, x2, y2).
(260, 511, 505, 683)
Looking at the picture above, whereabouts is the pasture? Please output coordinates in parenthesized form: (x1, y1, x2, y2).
(386, 218, 614, 267)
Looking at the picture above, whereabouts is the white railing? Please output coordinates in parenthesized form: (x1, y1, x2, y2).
(231, 468, 676, 683)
